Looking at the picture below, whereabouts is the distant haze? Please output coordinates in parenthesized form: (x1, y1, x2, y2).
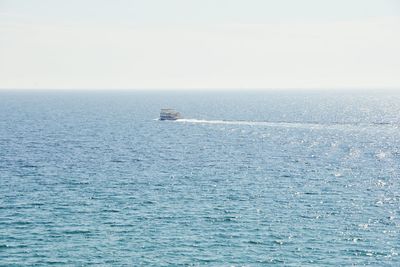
(0, 0, 399, 90)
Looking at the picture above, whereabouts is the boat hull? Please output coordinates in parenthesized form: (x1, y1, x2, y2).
(159, 109, 182, 120)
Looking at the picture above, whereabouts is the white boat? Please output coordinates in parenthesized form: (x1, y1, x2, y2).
(160, 108, 183, 120)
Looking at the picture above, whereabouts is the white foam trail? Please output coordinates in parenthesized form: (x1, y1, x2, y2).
(176, 119, 324, 129)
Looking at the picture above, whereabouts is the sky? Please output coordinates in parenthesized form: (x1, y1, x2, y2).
(0, 0, 399, 90)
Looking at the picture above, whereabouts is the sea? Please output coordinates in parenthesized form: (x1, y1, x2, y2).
(0, 90, 399, 266)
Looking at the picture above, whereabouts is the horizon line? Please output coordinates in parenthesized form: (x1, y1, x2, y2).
(1, 87, 400, 92)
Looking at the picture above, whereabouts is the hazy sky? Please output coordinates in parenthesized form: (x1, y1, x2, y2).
(0, 0, 399, 90)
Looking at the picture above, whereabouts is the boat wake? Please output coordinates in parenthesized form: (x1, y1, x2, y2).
(177, 119, 327, 129)
(175, 118, 398, 130)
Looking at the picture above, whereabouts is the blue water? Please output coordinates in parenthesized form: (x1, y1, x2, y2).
(0, 90, 399, 266)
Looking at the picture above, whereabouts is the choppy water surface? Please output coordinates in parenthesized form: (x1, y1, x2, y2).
(0, 90, 399, 266)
